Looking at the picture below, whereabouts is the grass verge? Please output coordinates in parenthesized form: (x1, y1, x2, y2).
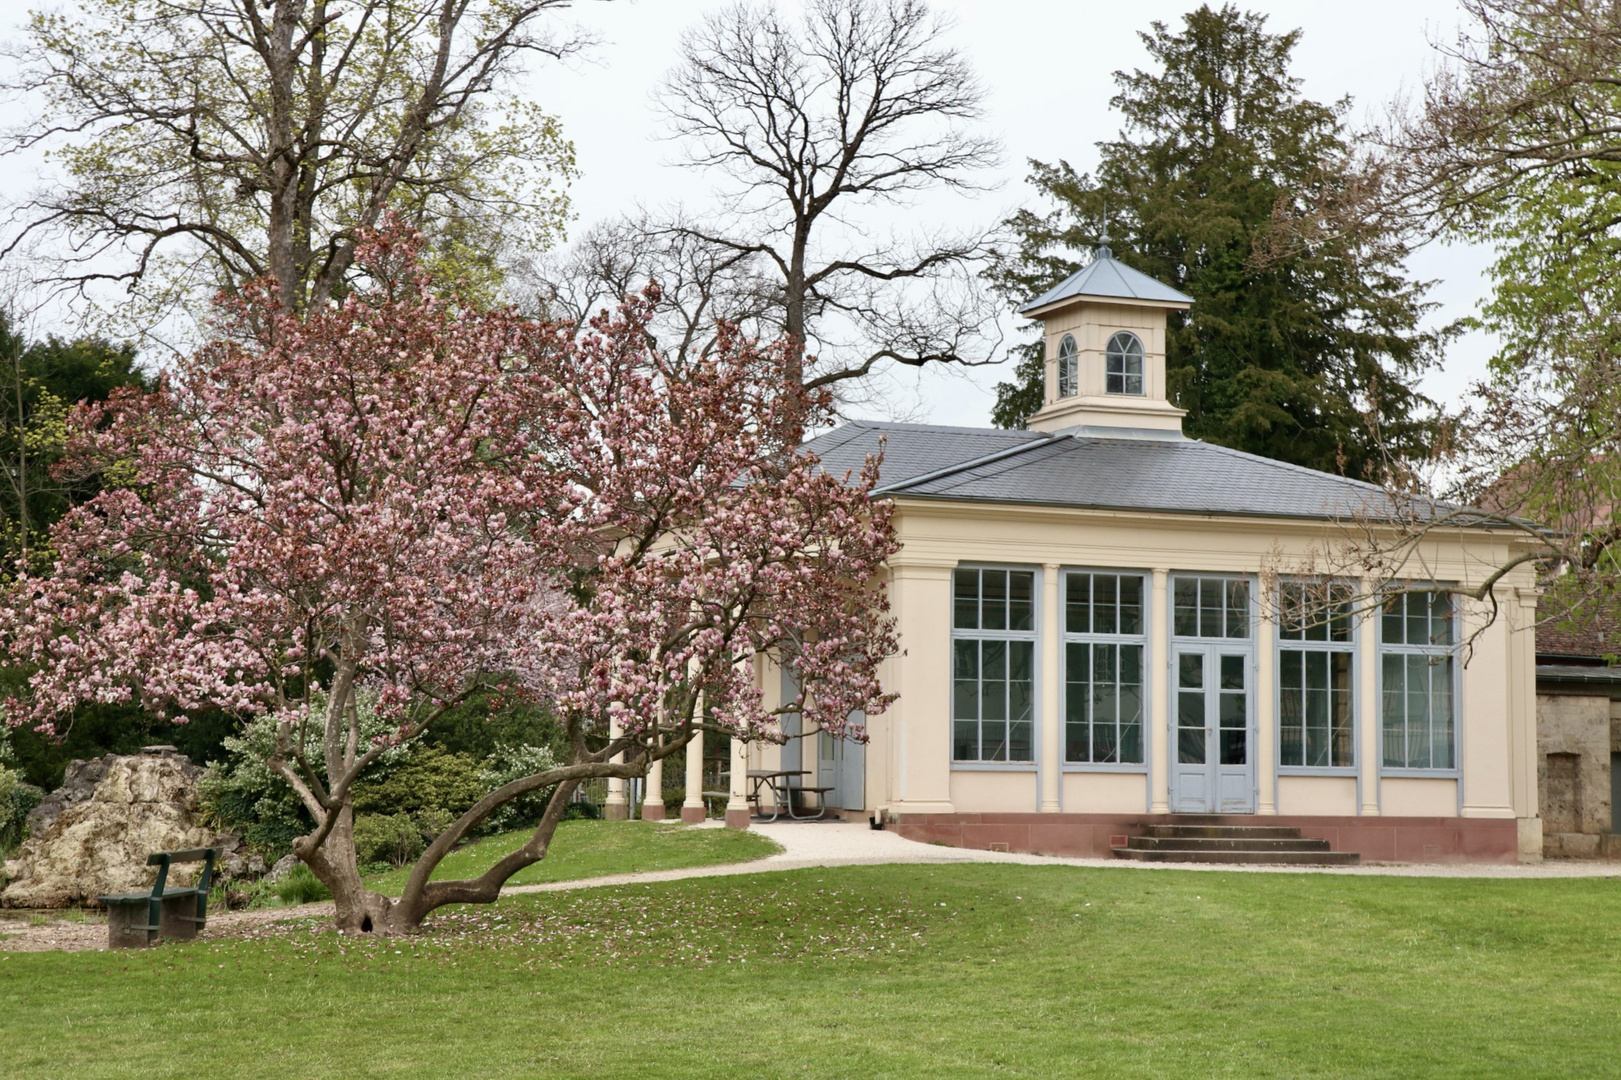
(363, 818, 782, 895)
(3, 864, 1619, 1078)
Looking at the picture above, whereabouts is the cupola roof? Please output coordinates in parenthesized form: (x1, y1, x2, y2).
(1018, 246, 1193, 314)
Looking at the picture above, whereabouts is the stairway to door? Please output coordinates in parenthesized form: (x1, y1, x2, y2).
(1111, 816, 1360, 865)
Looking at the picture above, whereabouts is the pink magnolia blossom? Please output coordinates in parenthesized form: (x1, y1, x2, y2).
(1, 225, 897, 933)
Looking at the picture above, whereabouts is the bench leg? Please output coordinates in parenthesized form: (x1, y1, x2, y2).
(158, 893, 203, 941)
(106, 905, 159, 949)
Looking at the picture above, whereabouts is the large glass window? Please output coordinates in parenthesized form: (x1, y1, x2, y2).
(1172, 575, 1250, 638)
(1057, 334, 1078, 398)
(952, 567, 1036, 763)
(1105, 332, 1144, 395)
(1380, 590, 1456, 771)
(1278, 581, 1355, 769)
(1063, 571, 1146, 765)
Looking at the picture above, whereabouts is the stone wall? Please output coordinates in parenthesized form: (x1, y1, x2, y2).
(1535, 692, 1621, 859)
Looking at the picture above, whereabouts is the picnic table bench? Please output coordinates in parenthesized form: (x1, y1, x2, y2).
(745, 770, 835, 821)
(98, 847, 217, 949)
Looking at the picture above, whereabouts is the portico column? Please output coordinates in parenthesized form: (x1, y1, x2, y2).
(725, 735, 751, 829)
(642, 754, 666, 820)
(1039, 562, 1062, 813)
(682, 723, 707, 823)
(604, 712, 629, 821)
(1256, 601, 1277, 815)
(1358, 577, 1381, 816)
(1149, 568, 1171, 814)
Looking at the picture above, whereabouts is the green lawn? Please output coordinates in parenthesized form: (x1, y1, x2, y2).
(3, 864, 1619, 1078)
(363, 819, 781, 895)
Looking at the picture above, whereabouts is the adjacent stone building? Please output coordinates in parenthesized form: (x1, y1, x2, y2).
(1536, 623, 1621, 859)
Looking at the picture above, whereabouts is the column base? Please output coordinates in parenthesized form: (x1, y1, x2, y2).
(680, 805, 707, 823)
(725, 807, 752, 829)
(604, 802, 629, 821)
(641, 801, 666, 821)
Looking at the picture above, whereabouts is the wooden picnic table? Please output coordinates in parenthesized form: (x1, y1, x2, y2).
(744, 769, 834, 821)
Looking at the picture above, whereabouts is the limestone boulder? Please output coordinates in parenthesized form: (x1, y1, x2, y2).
(1, 747, 222, 908)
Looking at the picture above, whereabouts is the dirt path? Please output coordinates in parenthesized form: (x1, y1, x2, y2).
(6, 821, 1617, 952)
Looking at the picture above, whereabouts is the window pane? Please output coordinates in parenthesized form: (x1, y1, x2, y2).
(1178, 653, 1204, 689)
(1406, 655, 1430, 769)
(952, 641, 979, 721)
(1178, 690, 1205, 731)
(1382, 653, 1405, 767)
(954, 720, 978, 761)
(982, 570, 1007, 631)
(1124, 373, 1143, 395)
(1178, 726, 1206, 764)
(1174, 579, 1198, 636)
(1280, 650, 1304, 767)
(1066, 572, 1091, 634)
(1120, 643, 1142, 691)
(1220, 654, 1245, 690)
(1305, 651, 1329, 767)
(1330, 652, 1353, 767)
(982, 641, 1007, 721)
(1106, 371, 1124, 394)
(1200, 579, 1222, 637)
(1094, 574, 1118, 635)
(1119, 574, 1144, 634)
(1431, 655, 1454, 769)
(1120, 721, 1143, 764)
(1219, 690, 1245, 729)
(1329, 584, 1354, 642)
(982, 719, 1008, 762)
(1009, 720, 1033, 762)
(953, 569, 979, 630)
(1009, 641, 1034, 723)
(1382, 596, 1404, 645)
(1279, 582, 1304, 641)
(1226, 580, 1250, 638)
(1406, 598, 1427, 650)
(1429, 593, 1453, 645)
(1220, 727, 1247, 765)
(1008, 571, 1034, 631)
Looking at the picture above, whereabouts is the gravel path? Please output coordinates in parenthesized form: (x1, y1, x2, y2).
(5, 821, 1615, 952)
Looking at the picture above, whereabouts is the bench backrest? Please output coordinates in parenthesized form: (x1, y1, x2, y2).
(145, 848, 218, 908)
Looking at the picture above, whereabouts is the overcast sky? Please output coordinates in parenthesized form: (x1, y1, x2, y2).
(1, 0, 1495, 426)
(529, 0, 1494, 427)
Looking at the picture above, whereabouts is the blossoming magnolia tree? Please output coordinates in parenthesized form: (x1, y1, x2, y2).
(2, 228, 898, 934)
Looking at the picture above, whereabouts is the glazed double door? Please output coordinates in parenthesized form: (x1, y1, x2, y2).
(1170, 645, 1255, 814)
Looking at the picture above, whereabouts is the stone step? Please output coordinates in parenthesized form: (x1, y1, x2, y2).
(1126, 835, 1332, 853)
(1111, 846, 1361, 866)
(1146, 824, 1305, 840)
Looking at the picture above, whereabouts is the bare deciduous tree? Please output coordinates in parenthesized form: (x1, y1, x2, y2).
(654, 0, 1003, 390)
(1, 0, 588, 320)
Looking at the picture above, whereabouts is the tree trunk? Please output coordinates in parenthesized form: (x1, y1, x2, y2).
(294, 804, 402, 935)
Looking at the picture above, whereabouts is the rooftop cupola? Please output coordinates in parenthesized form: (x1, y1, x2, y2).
(1017, 245, 1193, 438)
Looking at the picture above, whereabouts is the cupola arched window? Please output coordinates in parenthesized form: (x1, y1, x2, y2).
(1105, 332, 1144, 395)
(1057, 334, 1078, 398)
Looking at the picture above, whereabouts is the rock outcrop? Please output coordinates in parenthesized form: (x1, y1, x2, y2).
(2, 747, 223, 908)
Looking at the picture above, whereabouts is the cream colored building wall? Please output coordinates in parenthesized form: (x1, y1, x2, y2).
(871, 498, 1539, 846)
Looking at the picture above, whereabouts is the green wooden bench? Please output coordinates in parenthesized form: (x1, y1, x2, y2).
(98, 848, 217, 949)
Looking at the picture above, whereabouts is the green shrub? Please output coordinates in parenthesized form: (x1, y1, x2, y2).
(270, 863, 331, 906)
(0, 732, 44, 858)
(478, 742, 560, 832)
(352, 745, 485, 820)
(352, 813, 426, 868)
(199, 693, 403, 862)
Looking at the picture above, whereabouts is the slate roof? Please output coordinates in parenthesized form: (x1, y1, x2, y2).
(805, 420, 1418, 523)
(1018, 248, 1194, 314)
